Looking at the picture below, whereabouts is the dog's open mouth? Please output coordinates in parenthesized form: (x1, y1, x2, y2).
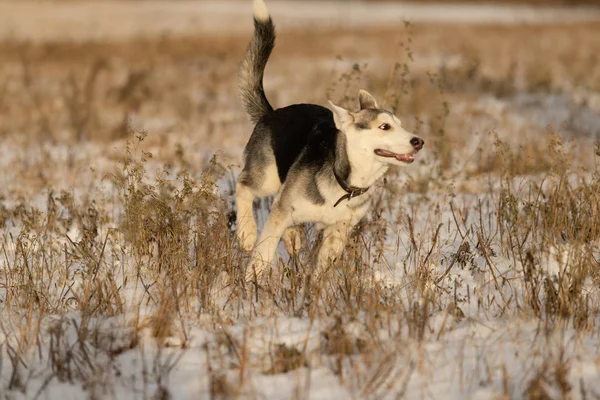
(374, 149, 415, 164)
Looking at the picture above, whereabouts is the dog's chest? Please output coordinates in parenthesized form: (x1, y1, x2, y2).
(289, 190, 373, 226)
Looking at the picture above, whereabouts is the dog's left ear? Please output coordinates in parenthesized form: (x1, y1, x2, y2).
(358, 89, 380, 110)
(329, 101, 354, 129)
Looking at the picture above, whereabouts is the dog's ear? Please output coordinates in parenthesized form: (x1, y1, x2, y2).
(358, 89, 380, 110)
(329, 101, 354, 128)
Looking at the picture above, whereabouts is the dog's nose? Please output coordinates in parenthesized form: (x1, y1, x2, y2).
(410, 137, 424, 150)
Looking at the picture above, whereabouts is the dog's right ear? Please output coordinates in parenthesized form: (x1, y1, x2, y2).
(328, 101, 354, 129)
(358, 89, 380, 110)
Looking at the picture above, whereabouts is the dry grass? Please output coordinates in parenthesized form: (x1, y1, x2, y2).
(1, 13, 600, 399)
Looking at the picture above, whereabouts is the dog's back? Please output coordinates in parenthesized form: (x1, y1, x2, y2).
(254, 104, 334, 182)
(237, 0, 337, 186)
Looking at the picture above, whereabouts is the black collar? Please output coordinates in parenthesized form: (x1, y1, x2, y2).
(333, 170, 370, 207)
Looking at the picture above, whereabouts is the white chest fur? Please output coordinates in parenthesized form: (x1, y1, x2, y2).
(289, 184, 374, 227)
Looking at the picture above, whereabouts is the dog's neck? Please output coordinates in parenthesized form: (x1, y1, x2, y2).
(334, 132, 389, 189)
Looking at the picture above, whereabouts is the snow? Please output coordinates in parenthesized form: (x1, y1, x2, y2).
(4, 165, 599, 398)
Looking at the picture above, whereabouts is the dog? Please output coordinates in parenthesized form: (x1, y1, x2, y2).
(236, 0, 424, 283)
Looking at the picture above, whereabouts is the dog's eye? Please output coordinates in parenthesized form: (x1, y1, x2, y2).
(378, 123, 391, 131)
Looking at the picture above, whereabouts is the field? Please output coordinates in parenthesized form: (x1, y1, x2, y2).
(1, 1, 600, 399)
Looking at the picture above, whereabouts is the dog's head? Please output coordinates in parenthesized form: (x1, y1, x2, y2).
(329, 90, 424, 167)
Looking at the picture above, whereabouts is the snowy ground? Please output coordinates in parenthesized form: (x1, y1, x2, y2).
(1, 1, 600, 399)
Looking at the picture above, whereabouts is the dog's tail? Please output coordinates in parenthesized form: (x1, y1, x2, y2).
(238, 0, 275, 124)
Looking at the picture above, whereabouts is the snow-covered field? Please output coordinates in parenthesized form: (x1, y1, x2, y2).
(1, 1, 600, 399)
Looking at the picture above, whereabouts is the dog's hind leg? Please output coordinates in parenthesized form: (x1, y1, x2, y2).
(236, 178, 258, 252)
(314, 221, 351, 279)
(236, 157, 281, 251)
(245, 199, 291, 283)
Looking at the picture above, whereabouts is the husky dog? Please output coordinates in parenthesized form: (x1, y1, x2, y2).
(237, 0, 424, 283)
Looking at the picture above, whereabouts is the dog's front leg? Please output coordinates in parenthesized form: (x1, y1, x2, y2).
(314, 221, 351, 279)
(245, 204, 290, 283)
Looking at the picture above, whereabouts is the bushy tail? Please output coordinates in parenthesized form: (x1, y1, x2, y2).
(238, 0, 275, 124)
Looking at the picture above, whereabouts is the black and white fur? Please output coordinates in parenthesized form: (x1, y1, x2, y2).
(237, 0, 425, 283)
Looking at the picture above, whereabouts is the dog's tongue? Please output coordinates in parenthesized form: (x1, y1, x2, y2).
(374, 149, 395, 157)
(395, 154, 415, 163)
(374, 149, 415, 163)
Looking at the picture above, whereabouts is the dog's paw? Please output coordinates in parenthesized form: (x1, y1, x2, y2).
(237, 229, 257, 252)
(244, 257, 269, 283)
(283, 226, 302, 255)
